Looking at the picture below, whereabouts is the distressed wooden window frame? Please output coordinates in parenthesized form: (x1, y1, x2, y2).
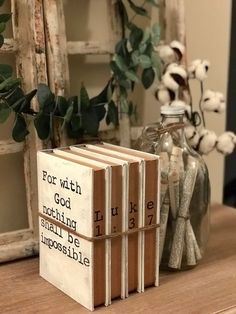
(0, 0, 185, 263)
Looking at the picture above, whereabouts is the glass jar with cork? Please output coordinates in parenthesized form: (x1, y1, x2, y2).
(157, 105, 210, 270)
(136, 105, 210, 270)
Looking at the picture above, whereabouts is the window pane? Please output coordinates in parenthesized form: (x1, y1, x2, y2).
(0, 152, 28, 233)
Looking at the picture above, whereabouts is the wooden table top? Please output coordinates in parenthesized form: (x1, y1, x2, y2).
(1, 204, 236, 314)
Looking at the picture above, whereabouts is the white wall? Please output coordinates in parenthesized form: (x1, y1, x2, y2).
(184, 0, 231, 202)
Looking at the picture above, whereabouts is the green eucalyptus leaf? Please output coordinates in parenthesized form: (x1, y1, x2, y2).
(119, 79, 131, 89)
(142, 27, 151, 43)
(129, 26, 143, 50)
(114, 54, 127, 72)
(107, 82, 113, 102)
(66, 122, 84, 139)
(0, 77, 21, 91)
(37, 83, 55, 113)
(71, 115, 81, 132)
(94, 103, 106, 122)
(131, 50, 140, 66)
(10, 89, 36, 115)
(152, 23, 160, 36)
(82, 107, 99, 136)
(151, 51, 162, 79)
(152, 23, 161, 45)
(56, 95, 68, 116)
(0, 101, 11, 123)
(0, 34, 3, 48)
(144, 42, 153, 57)
(68, 96, 78, 114)
(12, 114, 29, 142)
(119, 86, 128, 99)
(0, 13, 11, 23)
(139, 43, 147, 54)
(0, 22, 6, 33)
(22, 89, 37, 113)
(80, 83, 90, 111)
(142, 67, 155, 89)
(11, 97, 25, 112)
(34, 111, 50, 140)
(115, 39, 130, 63)
(106, 100, 119, 127)
(5, 87, 24, 106)
(125, 70, 140, 83)
(110, 60, 124, 79)
(90, 79, 114, 106)
(62, 103, 74, 129)
(0, 64, 13, 79)
(127, 0, 148, 16)
(139, 55, 152, 69)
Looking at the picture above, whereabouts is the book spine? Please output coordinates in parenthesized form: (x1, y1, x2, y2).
(110, 166, 122, 299)
(128, 163, 141, 294)
(155, 157, 160, 287)
(138, 160, 145, 293)
(121, 164, 129, 299)
(105, 167, 112, 306)
(92, 170, 106, 307)
(144, 159, 159, 288)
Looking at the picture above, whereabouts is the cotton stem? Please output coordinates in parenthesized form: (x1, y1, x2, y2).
(199, 81, 206, 128)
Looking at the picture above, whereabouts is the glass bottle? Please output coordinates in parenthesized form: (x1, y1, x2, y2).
(156, 106, 210, 270)
(134, 122, 162, 153)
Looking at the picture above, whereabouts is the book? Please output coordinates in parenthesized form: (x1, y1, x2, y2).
(54, 146, 128, 300)
(86, 143, 160, 288)
(80, 144, 155, 293)
(38, 143, 160, 311)
(70, 145, 141, 297)
(38, 149, 111, 310)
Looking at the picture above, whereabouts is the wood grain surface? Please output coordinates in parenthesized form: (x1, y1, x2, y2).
(0, 204, 236, 314)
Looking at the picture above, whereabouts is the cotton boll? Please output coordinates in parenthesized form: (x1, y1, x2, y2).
(202, 90, 226, 113)
(215, 92, 226, 113)
(155, 84, 175, 105)
(203, 89, 215, 101)
(188, 59, 201, 78)
(216, 132, 236, 155)
(197, 129, 217, 155)
(195, 60, 210, 81)
(162, 63, 187, 91)
(170, 40, 185, 61)
(184, 125, 200, 147)
(156, 44, 176, 64)
(202, 90, 219, 111)
(217, 101, 226, 113)
(188, 59, 210, 81)
(162, 72, 179, 91)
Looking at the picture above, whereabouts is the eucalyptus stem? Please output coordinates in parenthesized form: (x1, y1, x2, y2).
(129, 0, 147, 23)
(199, 81, 206, 128)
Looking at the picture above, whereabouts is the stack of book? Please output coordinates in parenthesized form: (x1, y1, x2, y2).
(38, 142, 160, 311)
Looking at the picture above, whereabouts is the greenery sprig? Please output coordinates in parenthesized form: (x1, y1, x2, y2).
(0, 0, 161, 143)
